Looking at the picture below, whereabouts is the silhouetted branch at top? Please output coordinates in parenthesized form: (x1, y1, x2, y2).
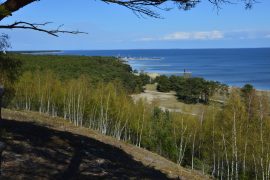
(0, 0, 257, 36)
(0, 21, 88, 37)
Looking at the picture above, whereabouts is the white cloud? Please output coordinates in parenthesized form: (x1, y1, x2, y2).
(225, 29, 270, 40)
(192, 31, 224, 40)
(163, 32, 191, 40)
(137, 29, 270, 42)
(137, 37, 156, 41)
(161, 31, 224, 41)
(139, 30, 224, 41)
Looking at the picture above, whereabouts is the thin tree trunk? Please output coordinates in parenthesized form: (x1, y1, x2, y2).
(136, 116, 140, 146)
(259, 97, 265, 180)
(138, 107, 145, 148)
(0, 94, 2, 120)
(266, 154, 270, 179)
(232, 110, 238, 180)
(0, 86, 5, 175)
(253, 153, 258, 180)
(192, 132, 196, 170)
(243, 137, 247, 175)
(222, 133, 230, 180)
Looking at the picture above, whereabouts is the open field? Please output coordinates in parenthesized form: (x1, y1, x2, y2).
(132, 84, 206, 116)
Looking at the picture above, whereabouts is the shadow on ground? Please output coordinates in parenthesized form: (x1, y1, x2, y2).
(0, 119, 171, 179)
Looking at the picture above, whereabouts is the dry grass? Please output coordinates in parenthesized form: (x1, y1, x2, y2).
(132, 84, 206, 116)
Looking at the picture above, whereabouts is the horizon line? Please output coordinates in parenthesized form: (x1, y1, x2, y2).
(10, 47, 270, 52)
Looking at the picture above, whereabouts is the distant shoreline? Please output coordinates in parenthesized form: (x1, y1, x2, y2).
(9, 47, 270, 51)
(120, 57, 163, 61)
(10, 50, 62, 55)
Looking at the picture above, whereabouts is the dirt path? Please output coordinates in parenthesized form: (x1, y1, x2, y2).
(0, 109, 209, 180)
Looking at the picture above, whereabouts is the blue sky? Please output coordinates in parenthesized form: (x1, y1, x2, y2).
(1, 0, 270, 50)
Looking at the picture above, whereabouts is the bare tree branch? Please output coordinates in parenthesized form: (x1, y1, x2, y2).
(0, 0, 257, 36)
(101, 0, 256, 18)
(0, 21, 87, 37)
(0, 0, 257, 21)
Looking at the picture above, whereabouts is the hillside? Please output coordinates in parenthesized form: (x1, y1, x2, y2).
(0, 109, 208, 179)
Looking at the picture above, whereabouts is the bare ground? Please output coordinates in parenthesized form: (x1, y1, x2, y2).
(0, 109, 209, 180)
(132, 84, 204, 116)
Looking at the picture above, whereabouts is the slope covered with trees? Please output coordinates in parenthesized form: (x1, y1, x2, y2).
(0, 0, 267, 179)
(3, 61, 269, 179)
(1, 109, 210, 179)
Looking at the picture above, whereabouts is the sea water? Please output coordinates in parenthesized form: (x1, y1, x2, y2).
(53, 48, 270, 90)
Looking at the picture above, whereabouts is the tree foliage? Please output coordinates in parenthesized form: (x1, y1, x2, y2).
(157, 75, 227, 104)
(0, 34, 21, 105)
(0, 34, 10, 51)
(2, 59, 269, 179)
(10, 54, 148, 93)
(156, 75, 171, 92)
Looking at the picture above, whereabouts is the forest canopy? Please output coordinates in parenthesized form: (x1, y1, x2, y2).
(156, 75, 228, 104)
(7, 54, 149, 94)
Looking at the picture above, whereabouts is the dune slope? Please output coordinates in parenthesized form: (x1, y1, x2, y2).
(0, 109, 209, 180)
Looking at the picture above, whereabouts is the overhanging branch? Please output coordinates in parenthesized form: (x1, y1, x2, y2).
(101, 0, 256, 18)
(0, 0, 257, 36)
(0, 0, 257, 21)
(0, 21, 88, 37)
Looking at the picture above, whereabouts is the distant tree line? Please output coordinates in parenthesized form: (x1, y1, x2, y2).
(7, 54, 150, 94)
(156, 75, 228, 104)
